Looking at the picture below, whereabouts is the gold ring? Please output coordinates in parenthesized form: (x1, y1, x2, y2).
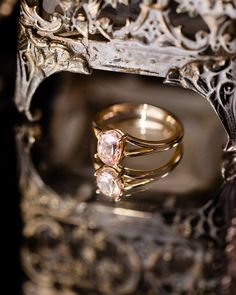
(94, 144, 183, 201)
(93, 103, 184, 166)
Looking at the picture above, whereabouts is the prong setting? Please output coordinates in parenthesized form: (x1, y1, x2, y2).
(97, 129, 125, 166)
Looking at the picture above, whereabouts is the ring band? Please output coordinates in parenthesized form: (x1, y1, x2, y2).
(93, 103, 184, 166)
(94, 144, 183, 201)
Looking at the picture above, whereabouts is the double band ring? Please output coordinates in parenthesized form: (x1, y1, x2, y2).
(93, 103, 184, 166)
(94, 144, 183, 201)
(93, 103, 184, 201)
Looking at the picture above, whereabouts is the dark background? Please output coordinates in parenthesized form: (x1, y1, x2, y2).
(0, 4, 22, 294)
(0, 3, 234, 295)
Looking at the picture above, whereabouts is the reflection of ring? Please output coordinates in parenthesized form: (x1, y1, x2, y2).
(94, 144, 183, 201)
(93, 103, 184, 166)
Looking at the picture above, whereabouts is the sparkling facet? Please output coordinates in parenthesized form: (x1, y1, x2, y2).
(96, 167, 123, 201)
(97, 130, 124, 165)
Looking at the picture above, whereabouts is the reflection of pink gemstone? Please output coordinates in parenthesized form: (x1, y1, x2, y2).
(97, 130, 124, 165)
(96, 166, 123, 201)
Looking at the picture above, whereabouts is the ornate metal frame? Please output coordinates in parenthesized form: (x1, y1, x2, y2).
(15, 1, 236, 294)
(18, 124, 226, 295)
(15, 0, 236, 154)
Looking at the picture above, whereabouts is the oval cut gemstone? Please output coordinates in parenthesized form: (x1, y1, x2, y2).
(97, 130, 124, 165)
(96, 167, 123, 201)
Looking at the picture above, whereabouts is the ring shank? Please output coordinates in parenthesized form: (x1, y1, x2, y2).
(94, 144, 183, 196)
(93, 103, 184, 150)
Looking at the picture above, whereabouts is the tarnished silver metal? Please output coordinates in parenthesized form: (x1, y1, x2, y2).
(15, 2, 236, 293)
(165, 58, 236, 146)
(21, 212, 223, 295)
(18, 124, 225, 295)
(165, 57, 236, 176)
(15, 0, 236, 148)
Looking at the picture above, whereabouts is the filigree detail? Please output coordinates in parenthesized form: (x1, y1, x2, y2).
(21, 216, 224, 295)
(112, 3, 210, 51)
(17, 122, 226, 242)
(21, 0, 236, 54)
(21, 1, 63, 33)
(178, 198, 225, 242)
(222, 150, 236, 181)
(145, 241, 222, 294)
(17, 122, 226, 294)
(223, 215, 236, 294)
(165, 57, 236, 150)
(22, 218, 141, 294)
(176, 0, 236, 53)
(15, 14, 91, 119)
(16, 0, 236, 118)
(175, 0, 236, 18)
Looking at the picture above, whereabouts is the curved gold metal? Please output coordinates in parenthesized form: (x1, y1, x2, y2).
(93, 103, 184, 161)
(94, 143, 183, 201)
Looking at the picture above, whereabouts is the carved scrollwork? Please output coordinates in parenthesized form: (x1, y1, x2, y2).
(16, 5, 91, 119)
(21, 215, 224, 295)
(223, 216, 236, 294)
(17, 123, 226, 242)
(144, 241, 223, 294)
(175, 0, 236, 18)
(17, 122, 226, 294)
(21, 0, 236, 54)
(22, 217, 141, 294)
(16, 0, 236, 118)
(165, 57, 236, 150)
(70, 225, 141, 294)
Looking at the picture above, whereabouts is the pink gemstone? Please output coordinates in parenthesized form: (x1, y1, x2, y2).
(96, 166, 123, 201)
(97, 130, 124, 165)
